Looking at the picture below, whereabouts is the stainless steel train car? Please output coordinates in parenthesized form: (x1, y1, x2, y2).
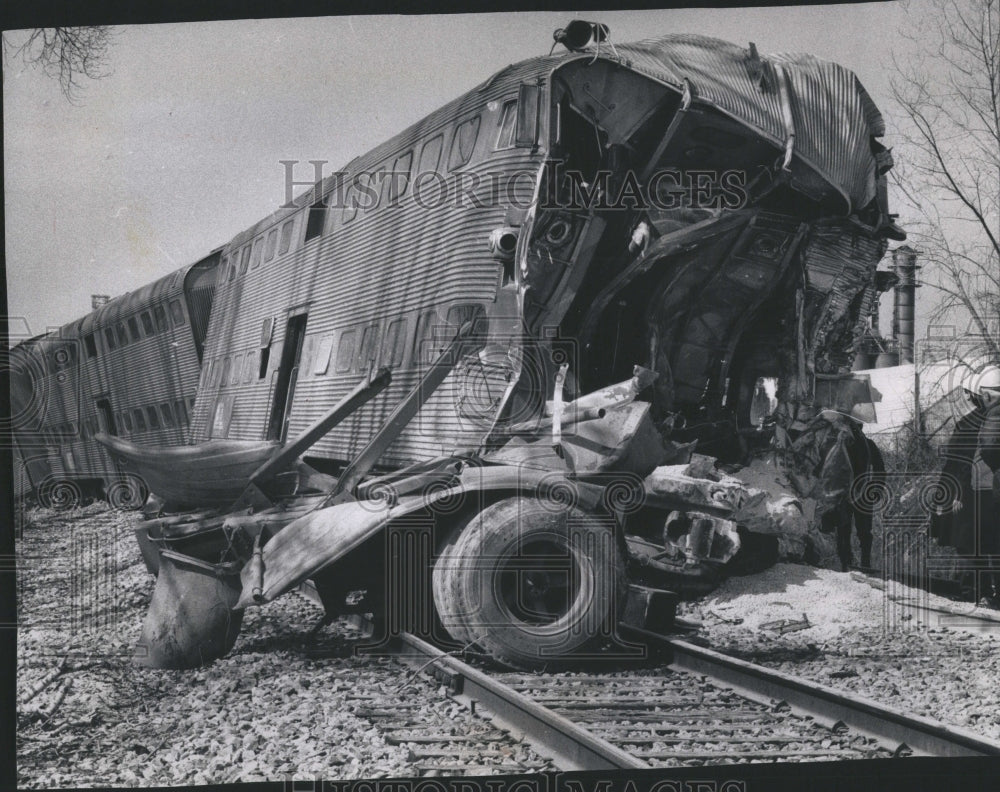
(88, 28, 904, 670)
(9, 251, 221, 507)
(185, 56, 546, 471)
(186, 32, 900, 472)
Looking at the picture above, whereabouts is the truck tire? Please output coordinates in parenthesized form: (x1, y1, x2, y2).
(432, 497, 625, 670)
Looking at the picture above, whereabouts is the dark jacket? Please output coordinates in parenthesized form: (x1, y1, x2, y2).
(978, 400, 1000, 473)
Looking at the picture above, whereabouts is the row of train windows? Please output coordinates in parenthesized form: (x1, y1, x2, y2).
(223, 98, 519, 283)
(208, 304, 484, 390)
(39, 399, 191, 445)
(112, 398, 191, 437)
(224, 219, 297, 282)
(82, 300, 187, 359)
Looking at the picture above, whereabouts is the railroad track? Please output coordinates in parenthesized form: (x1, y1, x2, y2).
(887, 596, 1000, 634)
(382, 628, 1000, 772)
(850, 570, 1000, 635)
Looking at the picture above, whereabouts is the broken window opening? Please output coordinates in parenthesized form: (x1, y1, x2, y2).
(305, 198, 328, 241)
(496, 99, 518, 150)
(278, 219, 295, 255)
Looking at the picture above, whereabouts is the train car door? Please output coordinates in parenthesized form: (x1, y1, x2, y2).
(266, 313, 308, 442)
(94, 396, 118, 436)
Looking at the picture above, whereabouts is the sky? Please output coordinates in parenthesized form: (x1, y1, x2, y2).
(4, 3, 923, 341)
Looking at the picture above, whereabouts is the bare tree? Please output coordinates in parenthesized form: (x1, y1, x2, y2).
(2, 27, 114, 100)
(890, 0, 1000, 360)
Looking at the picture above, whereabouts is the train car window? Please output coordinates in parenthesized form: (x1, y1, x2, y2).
(250, 238, 264, 269)
(239, 245, 251, 275)
(140, 312, 155, 336)
(243, 351, 256, 383)
(127, 316, 141, 342)
(174, 399, 188, 425)
(335, 330, 357, 373)
(116, 323, 129, 347)
(169, 299, 186, 327)
(211, 394, 236, 439)
(381, 318, 407, 368)
(133, 408, 147, 432)
(83, 334, 98, 359)
(448, 116, 481, 169)
(389, 151, 413, 204)
(124, 411, 135, 433)
(145, 405, 161, 430)
(153, 305, 169, 332)
(279, 219, 295, 255)
(103, 327, 117, 351)
(159, 403, 175, 427)
(220, 357, 232, 388)
(265, 228, 278, 261)
(305, 198, 328, 240)
(414, 310, 439, 365)
(313, 335, 334, 375)
(357, 325, 380, 371)
(496, 99, 517, 150)
(230, 353, 243, 385)
(418, 135, 444, 175)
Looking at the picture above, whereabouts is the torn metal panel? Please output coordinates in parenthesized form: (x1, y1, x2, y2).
(136, 550, 243, 669)
(616, 34, 885, 211)
(235, 462, 608, 608)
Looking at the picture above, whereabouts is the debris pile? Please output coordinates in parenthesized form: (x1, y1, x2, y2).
(644, 454, 840, 570)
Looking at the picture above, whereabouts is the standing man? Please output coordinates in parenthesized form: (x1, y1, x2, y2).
(974, 367, 1000, 606)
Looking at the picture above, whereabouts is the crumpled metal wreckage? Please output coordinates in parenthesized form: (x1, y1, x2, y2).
(118, 31, 902, 669)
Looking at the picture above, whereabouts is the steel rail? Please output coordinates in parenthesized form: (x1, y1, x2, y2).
(889, 595, 1000, 635)
(636, 629, 1000, 758)
(371, 617, 1000, 766)
(392, 631, 650, 771)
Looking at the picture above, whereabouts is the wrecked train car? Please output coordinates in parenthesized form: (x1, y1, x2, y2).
(10, 252, 221, 508)
(104, 29, 901, 670)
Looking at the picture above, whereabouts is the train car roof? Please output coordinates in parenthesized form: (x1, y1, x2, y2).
(222, 33, 885, 250)
(78, 247, 223, 336)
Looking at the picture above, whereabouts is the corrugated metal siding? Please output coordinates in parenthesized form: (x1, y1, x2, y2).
(190, 33, 887, 471)
(14, 252, 221, 492)
(613, 34, 882, 212)
(191, 60, 548, 467)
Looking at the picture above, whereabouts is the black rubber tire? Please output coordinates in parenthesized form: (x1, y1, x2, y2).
(431, 509, 481, 648)
(432, 497, 625, 670)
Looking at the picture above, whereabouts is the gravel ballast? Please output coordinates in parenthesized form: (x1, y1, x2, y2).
(15, 503, 552, 787)
(677, 563, 1000, 740)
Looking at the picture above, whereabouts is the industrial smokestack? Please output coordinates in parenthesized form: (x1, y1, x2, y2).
(891, 246, 919, 364)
